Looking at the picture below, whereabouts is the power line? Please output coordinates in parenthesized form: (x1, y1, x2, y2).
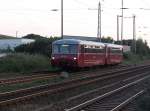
(139, 8, 150, 10)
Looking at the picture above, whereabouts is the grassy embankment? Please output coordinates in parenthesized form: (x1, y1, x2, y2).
(0, 52, 149, 75)
(0, 53, 61, 92)
(123, 52, 150, 65)
(0, 52, 150, 93)
(0, 53, 58, 75)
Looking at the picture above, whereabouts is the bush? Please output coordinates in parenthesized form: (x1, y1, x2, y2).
(123, 52, 132, 59)
(123, 52, 150, 64)
(15, 40, 52, 56)
(15, 34, 60, 57)
(0, 53, 53, 73)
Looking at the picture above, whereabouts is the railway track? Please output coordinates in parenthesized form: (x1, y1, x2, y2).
(116, 86, 149, 111)
(33, 66, 150, 111)
(119, 93, 142, 111)
(0, 73, 59, 85)
(68, 64, 130, 79)
(65, 74, 149, 111)
(0, 65, 127, 86)
(0, 64, 149, 110)
(109, 90, 144, 111)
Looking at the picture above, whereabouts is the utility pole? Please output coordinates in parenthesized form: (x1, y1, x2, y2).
(117, 15, 119, 41)
(121, 0, 124, 45)
(61, 0, 63, 39)
(97, 2, 101, 42)
(133, 15, 136, 53)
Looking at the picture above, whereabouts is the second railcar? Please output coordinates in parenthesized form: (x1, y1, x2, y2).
(105, 43, 123, 65)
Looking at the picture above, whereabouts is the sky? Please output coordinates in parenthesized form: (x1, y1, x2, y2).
(0, 0, 150, 44)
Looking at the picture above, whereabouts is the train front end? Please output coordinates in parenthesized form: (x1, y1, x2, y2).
(51, 39, 79, 68)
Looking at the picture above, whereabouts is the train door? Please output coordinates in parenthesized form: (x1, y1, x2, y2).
(81, 45, 92, 67)
(83, 45, 90, 66)
(84, 45, 96, 66)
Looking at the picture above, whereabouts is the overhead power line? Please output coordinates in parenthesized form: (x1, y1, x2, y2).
(139, 8, 150, 10)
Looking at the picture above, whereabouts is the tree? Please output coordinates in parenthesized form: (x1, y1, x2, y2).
(22, 34, 46, 40)
(136, 39, 150, 55)
(15, 34, 60, 56)
(101, 36, 114, 43)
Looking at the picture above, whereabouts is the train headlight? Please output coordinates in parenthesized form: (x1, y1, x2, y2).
(52, 57, 55, 60)
(73, 57, 77, 60)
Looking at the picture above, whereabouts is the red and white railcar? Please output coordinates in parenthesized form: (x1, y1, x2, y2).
(51, 39, 123, 68)
(105, 43, 123, 64)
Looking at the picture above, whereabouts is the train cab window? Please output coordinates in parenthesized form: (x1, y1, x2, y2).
(53, 44, 78, 54)
(60, 44, 70, 54)
(70, 45, 78, 54)
(53, 45, 59, 54)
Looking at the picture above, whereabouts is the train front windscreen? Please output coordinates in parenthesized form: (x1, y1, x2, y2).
(53, 44, 78, 54)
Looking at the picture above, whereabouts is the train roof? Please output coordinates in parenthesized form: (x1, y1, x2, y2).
(53, 39, 123, 48)
(53, 39, 105, 46)
(104, 43, 123, 48)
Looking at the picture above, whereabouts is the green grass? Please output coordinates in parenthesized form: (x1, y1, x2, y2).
(123, 52, 150, 65)
(0, 52, 149, 77)
(0, 53, 58, 74)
